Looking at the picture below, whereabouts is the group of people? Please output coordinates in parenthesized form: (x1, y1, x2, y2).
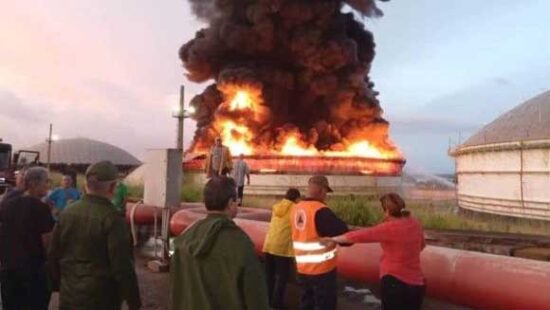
(0, 147, 425, 310)
(0, 161, 134, 309)
(171, 174, 426, 310)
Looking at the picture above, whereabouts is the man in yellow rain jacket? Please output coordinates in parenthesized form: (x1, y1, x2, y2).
(263, 188, 301, 309)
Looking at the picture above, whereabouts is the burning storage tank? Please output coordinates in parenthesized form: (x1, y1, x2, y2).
(450, 90, 550, 221)
(181, 0, 405, 195)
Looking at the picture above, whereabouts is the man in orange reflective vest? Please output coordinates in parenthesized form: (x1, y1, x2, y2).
(291, 175, 349, 310)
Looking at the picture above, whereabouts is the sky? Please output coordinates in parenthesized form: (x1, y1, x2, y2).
(1, 0, 549, 173)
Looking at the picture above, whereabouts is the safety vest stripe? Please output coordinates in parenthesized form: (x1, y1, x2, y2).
(295, 249, 337, 264)
(292, 241, 326, 251)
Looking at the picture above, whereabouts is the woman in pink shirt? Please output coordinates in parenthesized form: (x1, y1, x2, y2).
(327, 193, 426, 310)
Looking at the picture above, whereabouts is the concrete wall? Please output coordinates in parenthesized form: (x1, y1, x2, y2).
(188, 172, 403, 197)
(455, 141, 550, 220)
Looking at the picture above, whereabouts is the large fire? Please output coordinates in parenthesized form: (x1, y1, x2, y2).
(180, 0, 405, 174)
(199, 85, 402, 160)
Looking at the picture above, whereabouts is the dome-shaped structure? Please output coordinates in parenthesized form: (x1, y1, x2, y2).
(462, 91, 550, 147)
(27, 138, 141, 171)
(451, 90, 550, 221)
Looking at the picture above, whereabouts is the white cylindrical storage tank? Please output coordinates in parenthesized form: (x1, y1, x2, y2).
(450, 91, 550, 221)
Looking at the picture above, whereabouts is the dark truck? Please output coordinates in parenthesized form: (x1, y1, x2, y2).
(0, 140, 40, 194)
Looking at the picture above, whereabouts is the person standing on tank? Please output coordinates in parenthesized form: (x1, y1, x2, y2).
(231, 153, 250, 206)
(205, 137, 232, 178)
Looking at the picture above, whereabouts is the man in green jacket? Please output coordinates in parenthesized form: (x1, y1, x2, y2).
(49, 161, 141, 310)
(170, 176, 269, 310)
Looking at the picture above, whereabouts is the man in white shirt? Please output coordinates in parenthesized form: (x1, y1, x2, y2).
(231, 154, 251, 206)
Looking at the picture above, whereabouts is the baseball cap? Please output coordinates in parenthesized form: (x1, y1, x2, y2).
(85, 161, 119, 182)
(309, 175, 333, 193)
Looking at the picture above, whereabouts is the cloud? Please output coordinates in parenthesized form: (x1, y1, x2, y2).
(494, 77, 511, 86)
(391, 115, 480, 134)
(0, 90, 44, 122)
(84, 78, 141, 108)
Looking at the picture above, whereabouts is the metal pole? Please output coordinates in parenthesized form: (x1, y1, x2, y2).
(177, 85, 185, 150)
(161, 207, 171, 260)
(47, 123, 52, 171)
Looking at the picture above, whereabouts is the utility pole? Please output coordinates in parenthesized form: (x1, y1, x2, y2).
(46, 123, 53, 171)
(172, 85, 194, 150)
(177, 85, 185, 150)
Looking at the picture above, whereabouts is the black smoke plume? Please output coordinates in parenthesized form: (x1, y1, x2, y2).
(181, 0, 397, 154)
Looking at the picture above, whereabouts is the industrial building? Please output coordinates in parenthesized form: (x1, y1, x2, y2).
(27, 137, 141, 173)
(451, 90, 550, 220)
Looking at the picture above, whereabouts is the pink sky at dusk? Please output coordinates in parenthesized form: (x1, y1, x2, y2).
(1, 0, 549, 172)
(0, 0, 203, 158)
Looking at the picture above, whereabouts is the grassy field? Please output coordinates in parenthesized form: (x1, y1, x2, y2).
(245, 195, 550, 236)
(59, 172, 550, 236)
(126, 177, 203, 203)
(51, 172, 204, 203)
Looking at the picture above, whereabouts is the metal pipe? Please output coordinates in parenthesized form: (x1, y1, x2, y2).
(457, 170, 550, 175)
(458, 193, 549, 205)
(168, 208, 550, 310)
(128, 200, 144, 247)
(519, 141, 525, 209)
(450, 139, 550, 156)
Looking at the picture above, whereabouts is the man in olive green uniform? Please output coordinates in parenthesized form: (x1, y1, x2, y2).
(49, 161, 141, 310)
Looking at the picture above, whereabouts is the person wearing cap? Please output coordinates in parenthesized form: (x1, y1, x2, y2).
(205, 137, 232, 178)
(324, 193, 426, 310)
(291, 175, 349, 310)
(49, 161, 141, 310)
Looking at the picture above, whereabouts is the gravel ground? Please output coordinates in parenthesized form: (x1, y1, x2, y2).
(127, 253, 469, 310)
(128, 253, 375, 310)
(51, 254, 469, 309)
(47, 242, 470, 310)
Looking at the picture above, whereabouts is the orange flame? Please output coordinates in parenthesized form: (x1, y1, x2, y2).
(211, 85, 402, 160)
(219, 120, 254, 156)
(281, 136, 318, 156)
(229, 90, 254, 111)
(325, 141, 391, 159)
